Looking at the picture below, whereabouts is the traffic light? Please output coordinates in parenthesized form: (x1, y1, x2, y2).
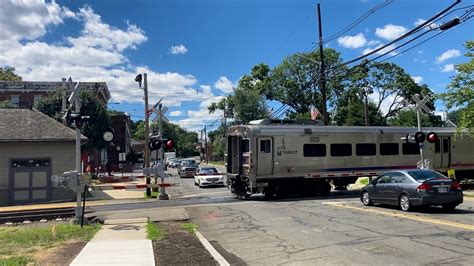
(148, 138, 162, 150)
(426, 132, 438, 143)
(163, 138, 174, 151)
(414, 131, 426, 144)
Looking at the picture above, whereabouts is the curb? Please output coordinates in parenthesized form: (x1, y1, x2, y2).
(194, 230, 230, 266)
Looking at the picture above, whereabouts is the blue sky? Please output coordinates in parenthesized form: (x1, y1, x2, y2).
(1, 0, 472, 132)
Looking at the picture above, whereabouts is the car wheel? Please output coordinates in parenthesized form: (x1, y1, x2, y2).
(442, 204, 457, 212)
(399, 194, 411, 212)
(198, 181, 202, 188)
(361, 191, 373, 206)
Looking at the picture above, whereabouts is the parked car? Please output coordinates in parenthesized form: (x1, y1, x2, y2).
(178, 159, 199, 178)
(361, 169, 463, 212)
(194, 167, 224, 188)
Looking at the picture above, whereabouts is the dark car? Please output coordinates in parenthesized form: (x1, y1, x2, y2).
(178, 159, 199, 178)
(361, 169, 463, 212)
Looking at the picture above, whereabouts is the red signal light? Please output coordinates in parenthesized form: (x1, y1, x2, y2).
(414, 131, 426, 144)
(164, 139, 174, 150)
(426, 132, 438, 143)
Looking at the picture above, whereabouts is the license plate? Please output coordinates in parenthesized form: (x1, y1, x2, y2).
(438, 187, 448, 193)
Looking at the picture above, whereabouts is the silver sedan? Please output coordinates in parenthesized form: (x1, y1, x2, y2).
(361, 169, 463, 212)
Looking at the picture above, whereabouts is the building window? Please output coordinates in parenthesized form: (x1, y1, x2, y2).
(356, 143, 376, 156)
(34, 95, 42, 104)
(260, 140, 271, 153)
(380, 143, 399, 155)
(402, 143, 420, 155)
(330, 144, 352, 157)
(10, 95, 19, 106)
(303, 144, 326, 157)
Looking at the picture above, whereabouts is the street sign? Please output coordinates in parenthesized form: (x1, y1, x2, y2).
(119, 152, 127, 162)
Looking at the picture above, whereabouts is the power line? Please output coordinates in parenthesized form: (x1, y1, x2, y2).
(332, 0, 461, 69)
(323, 0, 394, 43)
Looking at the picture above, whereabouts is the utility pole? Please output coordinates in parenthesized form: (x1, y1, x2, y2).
(157, 103, 169, 200)
(317, 3, 328, 125)
(364, 87, 369, 126)
(204, 125, 208, 164)
(143, 73, 151, 197)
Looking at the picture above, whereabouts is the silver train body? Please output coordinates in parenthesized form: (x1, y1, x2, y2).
(225, 120, 474, 198)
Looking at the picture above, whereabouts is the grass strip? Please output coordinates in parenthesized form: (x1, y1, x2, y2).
(147, 222, 165, 241)
(0, 223, 101, 262)
(181, 222, 197, 235)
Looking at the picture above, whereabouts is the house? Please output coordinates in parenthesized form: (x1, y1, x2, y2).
(0, 78, 111, 108)
(0, 108, 86, 206)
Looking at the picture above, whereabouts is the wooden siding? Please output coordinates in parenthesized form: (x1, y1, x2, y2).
(0, 141, 75, 206)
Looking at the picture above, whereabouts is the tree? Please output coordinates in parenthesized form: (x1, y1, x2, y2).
(263, 49, 346, 119)
(439, 41, 474, 136)
(333, 97, 386, 126)
(388, 109, 442, 127)
(208, 126, 226, 161)
(0, 67, 22, 81)
(35, 89, 111, 151)
(209, 64, 270, 124)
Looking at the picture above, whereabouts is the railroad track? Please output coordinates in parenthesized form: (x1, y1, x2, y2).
(0, 207, 91, 224)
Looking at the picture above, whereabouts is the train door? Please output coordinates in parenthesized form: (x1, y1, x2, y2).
(432, 137, 451, 169)
(227, 136, 242, 175)
(257, 137, 273, 175)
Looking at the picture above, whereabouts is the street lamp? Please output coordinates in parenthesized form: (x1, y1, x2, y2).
(135, 73, 151, 197)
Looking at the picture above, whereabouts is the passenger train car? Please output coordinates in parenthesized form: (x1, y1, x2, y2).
(225, 119, 474, 198)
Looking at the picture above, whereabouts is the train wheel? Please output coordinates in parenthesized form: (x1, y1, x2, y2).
(316, 181, 331, 196)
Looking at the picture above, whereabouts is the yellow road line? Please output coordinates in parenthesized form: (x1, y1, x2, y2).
(326, 202, 474, 231)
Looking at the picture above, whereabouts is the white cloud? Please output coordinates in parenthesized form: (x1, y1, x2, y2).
(0, 0, 76, 41)
(441, 64, 455, 72)
(375, 24, 408, 40)
(169, 44, 188, 55)
(337, 33, 367, 49)
(411, 76, 423, 84)
(214, 76, 235, 93)
(436, 49, 461, 63)
(414, 18, 438, 29)
(362, 44, 397, 56)
(169, 111, 183, 116)
(367, 40, 381, 46)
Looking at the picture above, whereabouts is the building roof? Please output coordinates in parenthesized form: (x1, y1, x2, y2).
(0, 108, 86, 142)
(0, 80, 111, 103)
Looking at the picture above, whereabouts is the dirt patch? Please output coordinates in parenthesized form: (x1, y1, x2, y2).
(152, 221, 218, 266)
(33, 241, 87, 265)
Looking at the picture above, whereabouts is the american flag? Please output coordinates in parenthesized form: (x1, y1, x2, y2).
(310, 105, 319, 120)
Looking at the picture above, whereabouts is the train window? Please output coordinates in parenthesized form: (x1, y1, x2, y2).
(435, 139, 440, 153)
(402, 143, 420, 155)
(356, 144, 376, 156)
(260, 140, 271, 153)
(443, 139, 449, 154)
(330, 144, 352, 157)
(242, 139, 250, 153)
(380, 143, 399, 155)
(303, 144, 326, 157)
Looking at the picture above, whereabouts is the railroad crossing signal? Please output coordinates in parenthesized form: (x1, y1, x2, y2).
(412, 93, 432, 114)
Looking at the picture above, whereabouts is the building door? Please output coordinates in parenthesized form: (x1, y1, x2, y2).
(9, 159, 52, 204)
(257, 137, 273, 176)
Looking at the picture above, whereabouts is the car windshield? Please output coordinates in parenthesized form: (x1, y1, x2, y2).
(200, 168, 217, 174)
(408, 170, 447, 181)
(182, 160, 197, 166)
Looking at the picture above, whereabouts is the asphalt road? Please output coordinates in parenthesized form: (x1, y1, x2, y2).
(91, 167, 474, 265)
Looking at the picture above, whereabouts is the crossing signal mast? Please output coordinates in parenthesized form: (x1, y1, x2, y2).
(402, 93, 439, 169)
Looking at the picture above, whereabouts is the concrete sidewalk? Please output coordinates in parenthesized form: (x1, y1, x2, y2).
(71, 217, 154, 266)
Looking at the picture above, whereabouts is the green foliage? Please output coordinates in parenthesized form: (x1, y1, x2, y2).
(264, 49, 346, 118)
(208, 126, 226, 161)
(126, 148, 140, 164)
(0, 256, 32, 265)
(439, 41, 474, 136)
(130, 120, 199, 158)
(388, 109, 443, 127)
(333, 98, 386, 126)
(181, 222, 197, 234)
(108, 109, 125, 115)
(35, 89, 111, 151)
(0, 101, 16, 108)
(0, 67, 22, 81)
(147, 222, 165, 240)
(209, 64, 270, 123)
